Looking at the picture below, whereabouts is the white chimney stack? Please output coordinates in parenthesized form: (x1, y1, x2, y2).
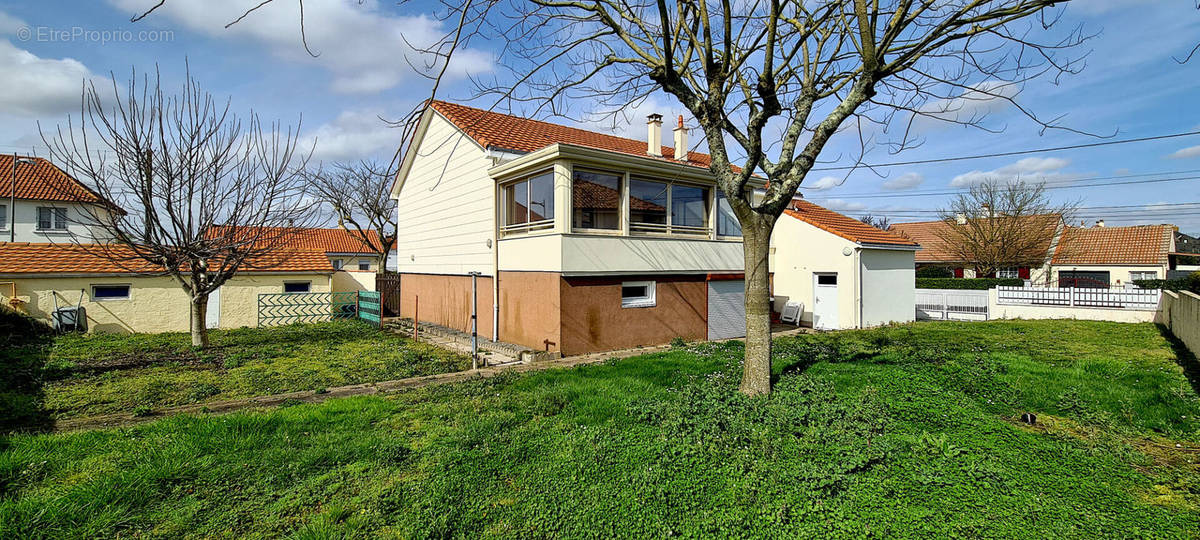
(955, 213, 967, 225)
(1096, 219, 1105, 228)
(673, 115, 688, 161)
(646, 114, 663, 157)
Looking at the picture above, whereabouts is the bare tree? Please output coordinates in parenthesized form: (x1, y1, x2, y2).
(859, 214, 892, 231)
(42, 69, 313, 347)
(131, 0, 1094, 395)
(306, 161, 398, 275)
(935, 180, 1075, 280)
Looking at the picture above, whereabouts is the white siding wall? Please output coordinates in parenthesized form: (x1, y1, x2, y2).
(2, 200, 112, 243)
(394, 113, 496, 276)
(860, 248, 916, 326)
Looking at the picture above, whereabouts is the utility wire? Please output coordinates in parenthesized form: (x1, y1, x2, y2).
(812, 172, 1200, 200)
(810, 130, 1200, 171)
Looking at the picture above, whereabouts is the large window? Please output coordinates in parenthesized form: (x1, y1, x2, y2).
(629, 178, 709, 236)
(503, 171, 555, 234)
(37, 207, 68, 231)
(572, 169, 622, 230)
(715, 191, 741, 237)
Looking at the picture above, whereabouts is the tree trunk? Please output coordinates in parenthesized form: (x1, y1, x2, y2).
(739, 222, 774, 396)
(190, 294, 210, 348)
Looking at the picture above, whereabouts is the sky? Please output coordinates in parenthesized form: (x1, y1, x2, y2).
(1, 0, 1198, 233)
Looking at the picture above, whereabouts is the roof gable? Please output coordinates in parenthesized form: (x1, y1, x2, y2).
(783, 200, 918, 247)
(0, 156, 115, 207)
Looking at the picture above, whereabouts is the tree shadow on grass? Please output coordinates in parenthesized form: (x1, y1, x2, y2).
(1155, 324, 1200, 397)
(1, 310, 57, 434)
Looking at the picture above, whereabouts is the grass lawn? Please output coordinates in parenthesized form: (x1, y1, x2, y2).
(2, 320, 1200, 537)
(0, 320, 468, 428)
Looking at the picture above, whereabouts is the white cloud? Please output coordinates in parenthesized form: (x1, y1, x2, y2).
(1167, 145, 1200, 159)
(909, 80, 1020, 134)
(815, 198, 867, 212)
(804, 176, 843, 191)
(0, 25, 93, 116)
(108, 0, 493, 94)
(881, 172, 923, 190)
(949, 156, 1077, 187)
(300, 110, 400, 162)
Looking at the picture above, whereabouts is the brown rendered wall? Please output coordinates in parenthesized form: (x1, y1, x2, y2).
(559, 275, 708, 356)
(398, 273, 495, 339)
(497, 271, 562, 353)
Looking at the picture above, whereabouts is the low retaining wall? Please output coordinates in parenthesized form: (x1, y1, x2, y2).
(986, 289, 1159, 323)
(1156, 290, 1200, 357)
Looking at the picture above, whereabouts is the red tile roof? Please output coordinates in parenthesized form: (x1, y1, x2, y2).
(0, 156, 115, 206)
(891, 214, 1061, 263)
(429, 100, 718, 169)
(0, 242, 333, 275)
(1051, 224, 1173, 266)
(209, 226, 391, 254)
(783, 200, 918, 247)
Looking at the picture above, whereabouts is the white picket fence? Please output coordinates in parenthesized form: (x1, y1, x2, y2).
(915, 289, 990, 321)
(996, 286, 1160, 310)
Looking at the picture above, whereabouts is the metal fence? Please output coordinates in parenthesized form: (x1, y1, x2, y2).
(915, 289, 989, 320)
(257, 292, 358, 326)
(996, 286, 1160, 310)
(357, 291, 381, 326)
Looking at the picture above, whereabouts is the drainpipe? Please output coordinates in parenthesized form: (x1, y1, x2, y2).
(492, 183, 500, 342)
(855, 247, 863, 329)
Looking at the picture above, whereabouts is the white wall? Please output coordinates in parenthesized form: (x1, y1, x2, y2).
(394, 112, 497, 276)
(1, 200, 112, 243)
(1156, 290, 1200, 358)
(987, 288, 1159, 323)
(769, 216, 859, 329)
(1050, 264, 1169, 286)
(860, 248, 916, 326)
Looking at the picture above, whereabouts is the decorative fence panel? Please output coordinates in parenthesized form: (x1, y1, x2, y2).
(257, 292, 358, 326)
(357, 291, 381, 326)
(915, 289, 989, 321)
(376, 273, 401, 317)
(997, 286, 1160, 310)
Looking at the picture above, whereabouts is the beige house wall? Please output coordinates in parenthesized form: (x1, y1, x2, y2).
(860, 248, 917, 327)
(2, 272, 330, 334)
(769, 217, 860, 329)
(331, 270, 375, 292)
(1156, 290, 1200, 358)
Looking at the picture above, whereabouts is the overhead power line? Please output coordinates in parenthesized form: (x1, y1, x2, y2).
(810, 130, 1200, 172)
(811, 171, 1200, 200)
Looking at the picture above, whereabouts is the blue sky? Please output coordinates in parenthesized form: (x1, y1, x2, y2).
(1, 1, 1198, 233)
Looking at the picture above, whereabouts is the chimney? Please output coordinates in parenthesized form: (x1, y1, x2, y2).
(1096, 219, 1105, 228)
(646, 114, 663, 157)
(980, 203, 992, 217)
(955, 213, 967, 225)
(673, 115, 688, 161)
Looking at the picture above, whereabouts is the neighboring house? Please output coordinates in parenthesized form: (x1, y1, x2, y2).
(212, 226, 390, 292)
(1049, 224, 1175, 287)
(890, 214, 1063, 284)
(770, 200, 919, 330)
(0, 242, 334, 333)
(1, 155, 120, 243)
(392, 101, 749, 355)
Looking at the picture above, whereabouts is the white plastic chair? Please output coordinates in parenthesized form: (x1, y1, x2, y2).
(780, 301, 804, 326)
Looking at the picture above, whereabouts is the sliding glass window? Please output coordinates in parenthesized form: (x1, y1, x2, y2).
(502, 171, 555, 234)
(715, 190, 742, 237)
(629, 178, 709, 236)
(572, 169, 622, 230)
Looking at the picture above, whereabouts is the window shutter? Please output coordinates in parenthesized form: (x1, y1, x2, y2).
(953, 268, 964, 278)
(1018, 266, 1031, 279)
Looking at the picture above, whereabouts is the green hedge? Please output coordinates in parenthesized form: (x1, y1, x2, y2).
(1133, 272, 1200, 293)
(916, 266, 955, 278)
(916, 278, 1024, 290)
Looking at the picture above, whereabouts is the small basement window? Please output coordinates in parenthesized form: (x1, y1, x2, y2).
(91, 284, 131, 300)
(816, 274, 838, 286)
(283, 281, 311, 293)
(358, 259, 371, 271)
(621, 280, 656, 308)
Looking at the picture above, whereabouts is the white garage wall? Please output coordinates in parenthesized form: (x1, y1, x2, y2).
(769, 216, 858, 329)
(860, 248, 916, 326)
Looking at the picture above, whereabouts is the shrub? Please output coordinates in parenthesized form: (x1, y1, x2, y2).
(916, 278, 1024, 290)
(1134, 272, 1200, 293)
(0, 306, 52, 346)
(916, 265, 954, 278)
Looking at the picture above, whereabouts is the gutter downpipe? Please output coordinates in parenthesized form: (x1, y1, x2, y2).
(856, 246, 864, 329)
(492, 162, 500, 343)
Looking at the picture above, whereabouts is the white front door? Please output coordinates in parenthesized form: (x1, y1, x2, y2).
(812, 273, 839, 330)
(206, 287, 221, 329)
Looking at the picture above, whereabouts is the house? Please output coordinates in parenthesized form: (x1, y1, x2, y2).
(210, 225, 389, 292)
(393, 101, 752, 355)
(770, 200, 919, 330)
(1048, 223, 1175, 287)
(890, 213, 1063, 284)
(1, 155, 120, 243)
(0, 242, 335, 333)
